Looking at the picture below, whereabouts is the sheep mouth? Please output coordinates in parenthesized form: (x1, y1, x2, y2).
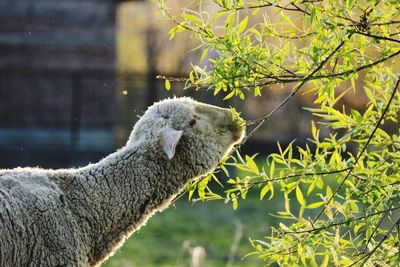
(228, 122, 246, 142)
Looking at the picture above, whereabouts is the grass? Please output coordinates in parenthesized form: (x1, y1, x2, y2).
(101, 158, 338, 267)
(102, 192, 277, 267)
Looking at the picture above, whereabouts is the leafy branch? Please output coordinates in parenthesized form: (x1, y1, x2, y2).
(284, 205, 400, 235)
(157, 0, 400, 265)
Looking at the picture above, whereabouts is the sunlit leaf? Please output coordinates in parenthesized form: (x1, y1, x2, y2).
(260, 184, 270, 200)
(181, 13, 202, 23)
(238, 16, 248, 34)
(296, 186, 305, 207)
(165, 79, 171, 90)
(246, 155, 259, 175)
(306, 201, 325, 209)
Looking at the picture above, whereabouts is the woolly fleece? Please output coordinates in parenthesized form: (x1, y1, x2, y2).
(0, 97, 245, 267)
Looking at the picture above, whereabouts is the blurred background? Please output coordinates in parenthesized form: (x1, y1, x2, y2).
(0, 0, 319, 169)
(0, 0, 366, 266)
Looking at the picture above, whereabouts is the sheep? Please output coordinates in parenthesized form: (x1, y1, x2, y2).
(0, 97, 245, 267)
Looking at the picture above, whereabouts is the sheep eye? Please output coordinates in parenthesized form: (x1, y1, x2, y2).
(189, 118, 196, 127)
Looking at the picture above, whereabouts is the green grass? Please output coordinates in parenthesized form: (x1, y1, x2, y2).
(101, 160, 331, 267)
(102, 193, 276, 267)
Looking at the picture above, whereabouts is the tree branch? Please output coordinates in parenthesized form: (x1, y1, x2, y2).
(233, 167, 352, 186)
(351, 30, 400, 44)
(243, 35, 350, 143)
(282, 205, 400, 235)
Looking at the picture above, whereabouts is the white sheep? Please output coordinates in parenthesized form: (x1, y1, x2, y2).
(0, 97, 245, 267)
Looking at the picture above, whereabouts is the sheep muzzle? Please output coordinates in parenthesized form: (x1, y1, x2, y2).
(228, 118, 246, 142)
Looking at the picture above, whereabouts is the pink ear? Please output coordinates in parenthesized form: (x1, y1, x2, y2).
(160, 129, 183, 160)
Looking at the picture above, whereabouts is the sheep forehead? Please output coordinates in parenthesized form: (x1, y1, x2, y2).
(142, 98, 233, 135)
(149, 98, 195, 119)
(157, 97, 195, 110)
(153, 97, 228, 119)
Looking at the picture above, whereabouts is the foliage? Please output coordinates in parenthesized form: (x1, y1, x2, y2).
(156, 0, 400, 266)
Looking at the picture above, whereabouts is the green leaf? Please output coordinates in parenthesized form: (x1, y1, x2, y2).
(212, 10, 225, 22)
(238, 16, 248, 34)
(307, 182, 315, 196)
(321, 255, 329, 267)
(260, 184, 270, 200)
(375, 128, 390, 140)
(315, 177, 324, 189)
(237, 90, 245, 100)
(165, 79, 171, 90)
(269, 160, 275, 179)
(227, 178, 235, 184)
(254, 86, 261, 97)
(225, 13, 234, 28)
(306, 201, 325, 209)
(364, 87, 376, 105)
(284, 193, 291, 213)
(200, 47, 209, 63)
(246, 155, 259, 175)
(189, 71, 195, 83)
(188, 187, 195, 201)
(268, 183, 274, 200)
(296, 186, 305, 207)
(311, 120, 317, 140)
(326, 186, 333, 199)
(354, 223, 364, 234)
(211, 173, 224, 187)
(232, 199, 238, 210)
(251, 8, 260, 16)
(168, 24, 186, 39)
(181, 13, 202, 23)
(223, 90, 235, 100)
(338, 257, 353, 265)
(250, 28, 262, 42)
(310, 8, 317, 25)
(233, 164, 254, 173)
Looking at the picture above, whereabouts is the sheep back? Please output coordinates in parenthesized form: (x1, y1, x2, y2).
(0, 168, 86, 267)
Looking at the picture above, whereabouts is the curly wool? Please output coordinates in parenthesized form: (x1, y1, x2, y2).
(0, 97, 245, 267)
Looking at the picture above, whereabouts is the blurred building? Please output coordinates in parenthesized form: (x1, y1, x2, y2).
(0, 0, 318, 168)
(0, 0, 140, 167)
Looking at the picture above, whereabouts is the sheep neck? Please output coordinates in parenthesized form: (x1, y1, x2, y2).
(66, 143, 188, 265)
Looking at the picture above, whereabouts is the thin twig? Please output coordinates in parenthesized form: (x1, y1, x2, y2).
(246, 49, 400, 92)
(283, 205, 400, 234)
(233, 167, 351, 186)
(351, 30, 400, 43)
(212, 1, 305, 13)
(243, 35, 350, 142)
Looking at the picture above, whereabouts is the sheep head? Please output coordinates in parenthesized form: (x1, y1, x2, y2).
(128, 97, 245, 179)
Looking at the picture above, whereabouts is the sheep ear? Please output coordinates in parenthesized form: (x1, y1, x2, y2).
(161, 128, 183, 160)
